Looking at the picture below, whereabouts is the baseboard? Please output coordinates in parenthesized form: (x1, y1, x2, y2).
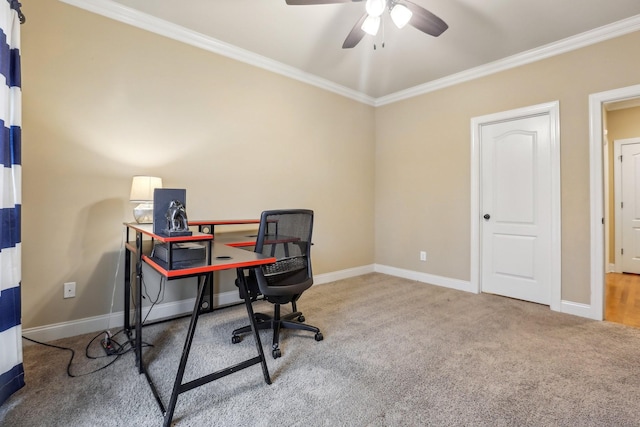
(23, 264, 598, 343)
(375, 264, 601, 321)
(22, 265, 374, 343)
(313, 264, 375, 285)
(374, 264, 474, 293)
(560, 300, 599, 320)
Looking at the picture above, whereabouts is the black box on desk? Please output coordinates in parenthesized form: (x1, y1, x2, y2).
(152, 242, 206, 264)
(153, 188, 192, 237)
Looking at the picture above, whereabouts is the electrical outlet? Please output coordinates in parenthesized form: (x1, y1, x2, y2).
(63, 282, 76, 299)
(420, 251, 427, 262)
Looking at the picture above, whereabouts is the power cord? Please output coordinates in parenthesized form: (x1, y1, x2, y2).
(130, 268, 165, 329)
(100, 230, 163, 357)
(22, 329, 153, 378)
(98, 267, 164, 363)
(103, 228, 126, 339)
(22, 232, 174, 379)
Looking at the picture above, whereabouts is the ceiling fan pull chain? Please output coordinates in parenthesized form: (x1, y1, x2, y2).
(374, 16, 386, 50)
(382, 12, 386, 48)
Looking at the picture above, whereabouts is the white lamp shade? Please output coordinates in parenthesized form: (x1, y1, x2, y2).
(361, 15, 381, 36)
(365, 0, 386, 17)
(130, 176, 163, 202)
(390, 4, 412, 29)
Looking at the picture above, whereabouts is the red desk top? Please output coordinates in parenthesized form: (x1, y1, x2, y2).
(124, 222, 274, 278)
(143, 241, 275, 278)
(188, 219, 260, 226)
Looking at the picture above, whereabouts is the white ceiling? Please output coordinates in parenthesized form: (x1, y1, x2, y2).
(67, 0, 640, 104)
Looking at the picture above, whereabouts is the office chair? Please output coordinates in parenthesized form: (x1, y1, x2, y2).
(231, 209, 323, 359)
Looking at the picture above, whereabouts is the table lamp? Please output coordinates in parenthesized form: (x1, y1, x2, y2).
(130, 176, 162, 223)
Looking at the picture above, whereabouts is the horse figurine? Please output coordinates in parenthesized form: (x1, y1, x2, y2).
(165, 199, 189, 233)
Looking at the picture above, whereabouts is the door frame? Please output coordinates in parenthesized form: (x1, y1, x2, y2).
(613, 138, 640, 273)
(589, 83, 640, 320)
(470, 101, 561, 311)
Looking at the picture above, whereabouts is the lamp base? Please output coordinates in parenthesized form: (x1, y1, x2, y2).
(133, 202, 154, 224)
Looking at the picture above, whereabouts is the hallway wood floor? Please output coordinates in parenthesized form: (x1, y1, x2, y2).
(606, 272, 640, 328)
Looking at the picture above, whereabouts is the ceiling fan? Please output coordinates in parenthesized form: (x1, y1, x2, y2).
(285, 0, 448, 49)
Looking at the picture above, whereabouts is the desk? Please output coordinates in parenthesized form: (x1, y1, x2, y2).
(123, 222, 275, 427)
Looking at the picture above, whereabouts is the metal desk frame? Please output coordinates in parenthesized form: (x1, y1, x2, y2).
(123, 222, 275, 427)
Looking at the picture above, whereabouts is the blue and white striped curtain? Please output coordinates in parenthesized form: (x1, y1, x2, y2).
(0, 0, 23, 407)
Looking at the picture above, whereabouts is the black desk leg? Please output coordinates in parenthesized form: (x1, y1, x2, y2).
(135, 231, 144, 373)
(239, 272, 272, 385)
(124, 247, 131, 333)
(163, 274, 209, 427)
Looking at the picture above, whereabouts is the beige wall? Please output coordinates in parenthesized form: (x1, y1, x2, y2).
(21, 0, 640, 330)
(375, 31, 640, 304)
(606, 106, 640, 265)
(21, 0, 375, 329)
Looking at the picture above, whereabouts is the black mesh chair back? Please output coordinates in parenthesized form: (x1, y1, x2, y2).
(232, 209, 323, 358)
(254, 209, 313, 296)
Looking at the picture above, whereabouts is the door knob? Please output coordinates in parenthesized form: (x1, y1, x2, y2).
(483, 214, 491, 220)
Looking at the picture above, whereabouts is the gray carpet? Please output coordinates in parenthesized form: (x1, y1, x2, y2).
(2, 273, 640, 426)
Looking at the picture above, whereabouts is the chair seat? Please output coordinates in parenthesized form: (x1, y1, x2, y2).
(264, 256, 307, 284)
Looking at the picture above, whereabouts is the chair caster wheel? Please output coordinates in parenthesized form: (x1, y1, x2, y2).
(232, 335, 242, 344)
(272, 348, 281, 359)
(297, 315, 305, 322)
(315, 332, 323, 341)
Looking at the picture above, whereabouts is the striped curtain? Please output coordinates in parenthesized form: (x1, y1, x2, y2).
(0, 0, 23, 407)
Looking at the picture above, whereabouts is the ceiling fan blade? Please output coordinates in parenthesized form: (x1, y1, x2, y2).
(342, 13, 368, 48)
(403, 0, 448, 37)
(285, 0, 362, 5)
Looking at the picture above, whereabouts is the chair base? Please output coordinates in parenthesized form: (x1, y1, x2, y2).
(232, 305, 323, 359)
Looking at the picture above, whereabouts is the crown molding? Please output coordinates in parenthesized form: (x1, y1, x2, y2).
(59, 0, 377, 106)
(375, 14, 640, 106)
(59, 0, 640, 107)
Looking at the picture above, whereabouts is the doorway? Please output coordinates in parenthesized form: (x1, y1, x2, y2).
(588, 83, 640, 321)
(613, 138, 640, 274)
(471, 101, 561, 309)
(602, 98, 640, 327)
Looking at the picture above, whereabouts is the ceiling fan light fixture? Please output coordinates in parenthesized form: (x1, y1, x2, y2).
(390, 4, 412, 29)
(361, 15, 381, 36)
(365, 0, 386, 17)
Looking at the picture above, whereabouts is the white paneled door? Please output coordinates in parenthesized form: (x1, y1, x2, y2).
(620, 141, 640, 274)
(480, 114, 552, 305)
